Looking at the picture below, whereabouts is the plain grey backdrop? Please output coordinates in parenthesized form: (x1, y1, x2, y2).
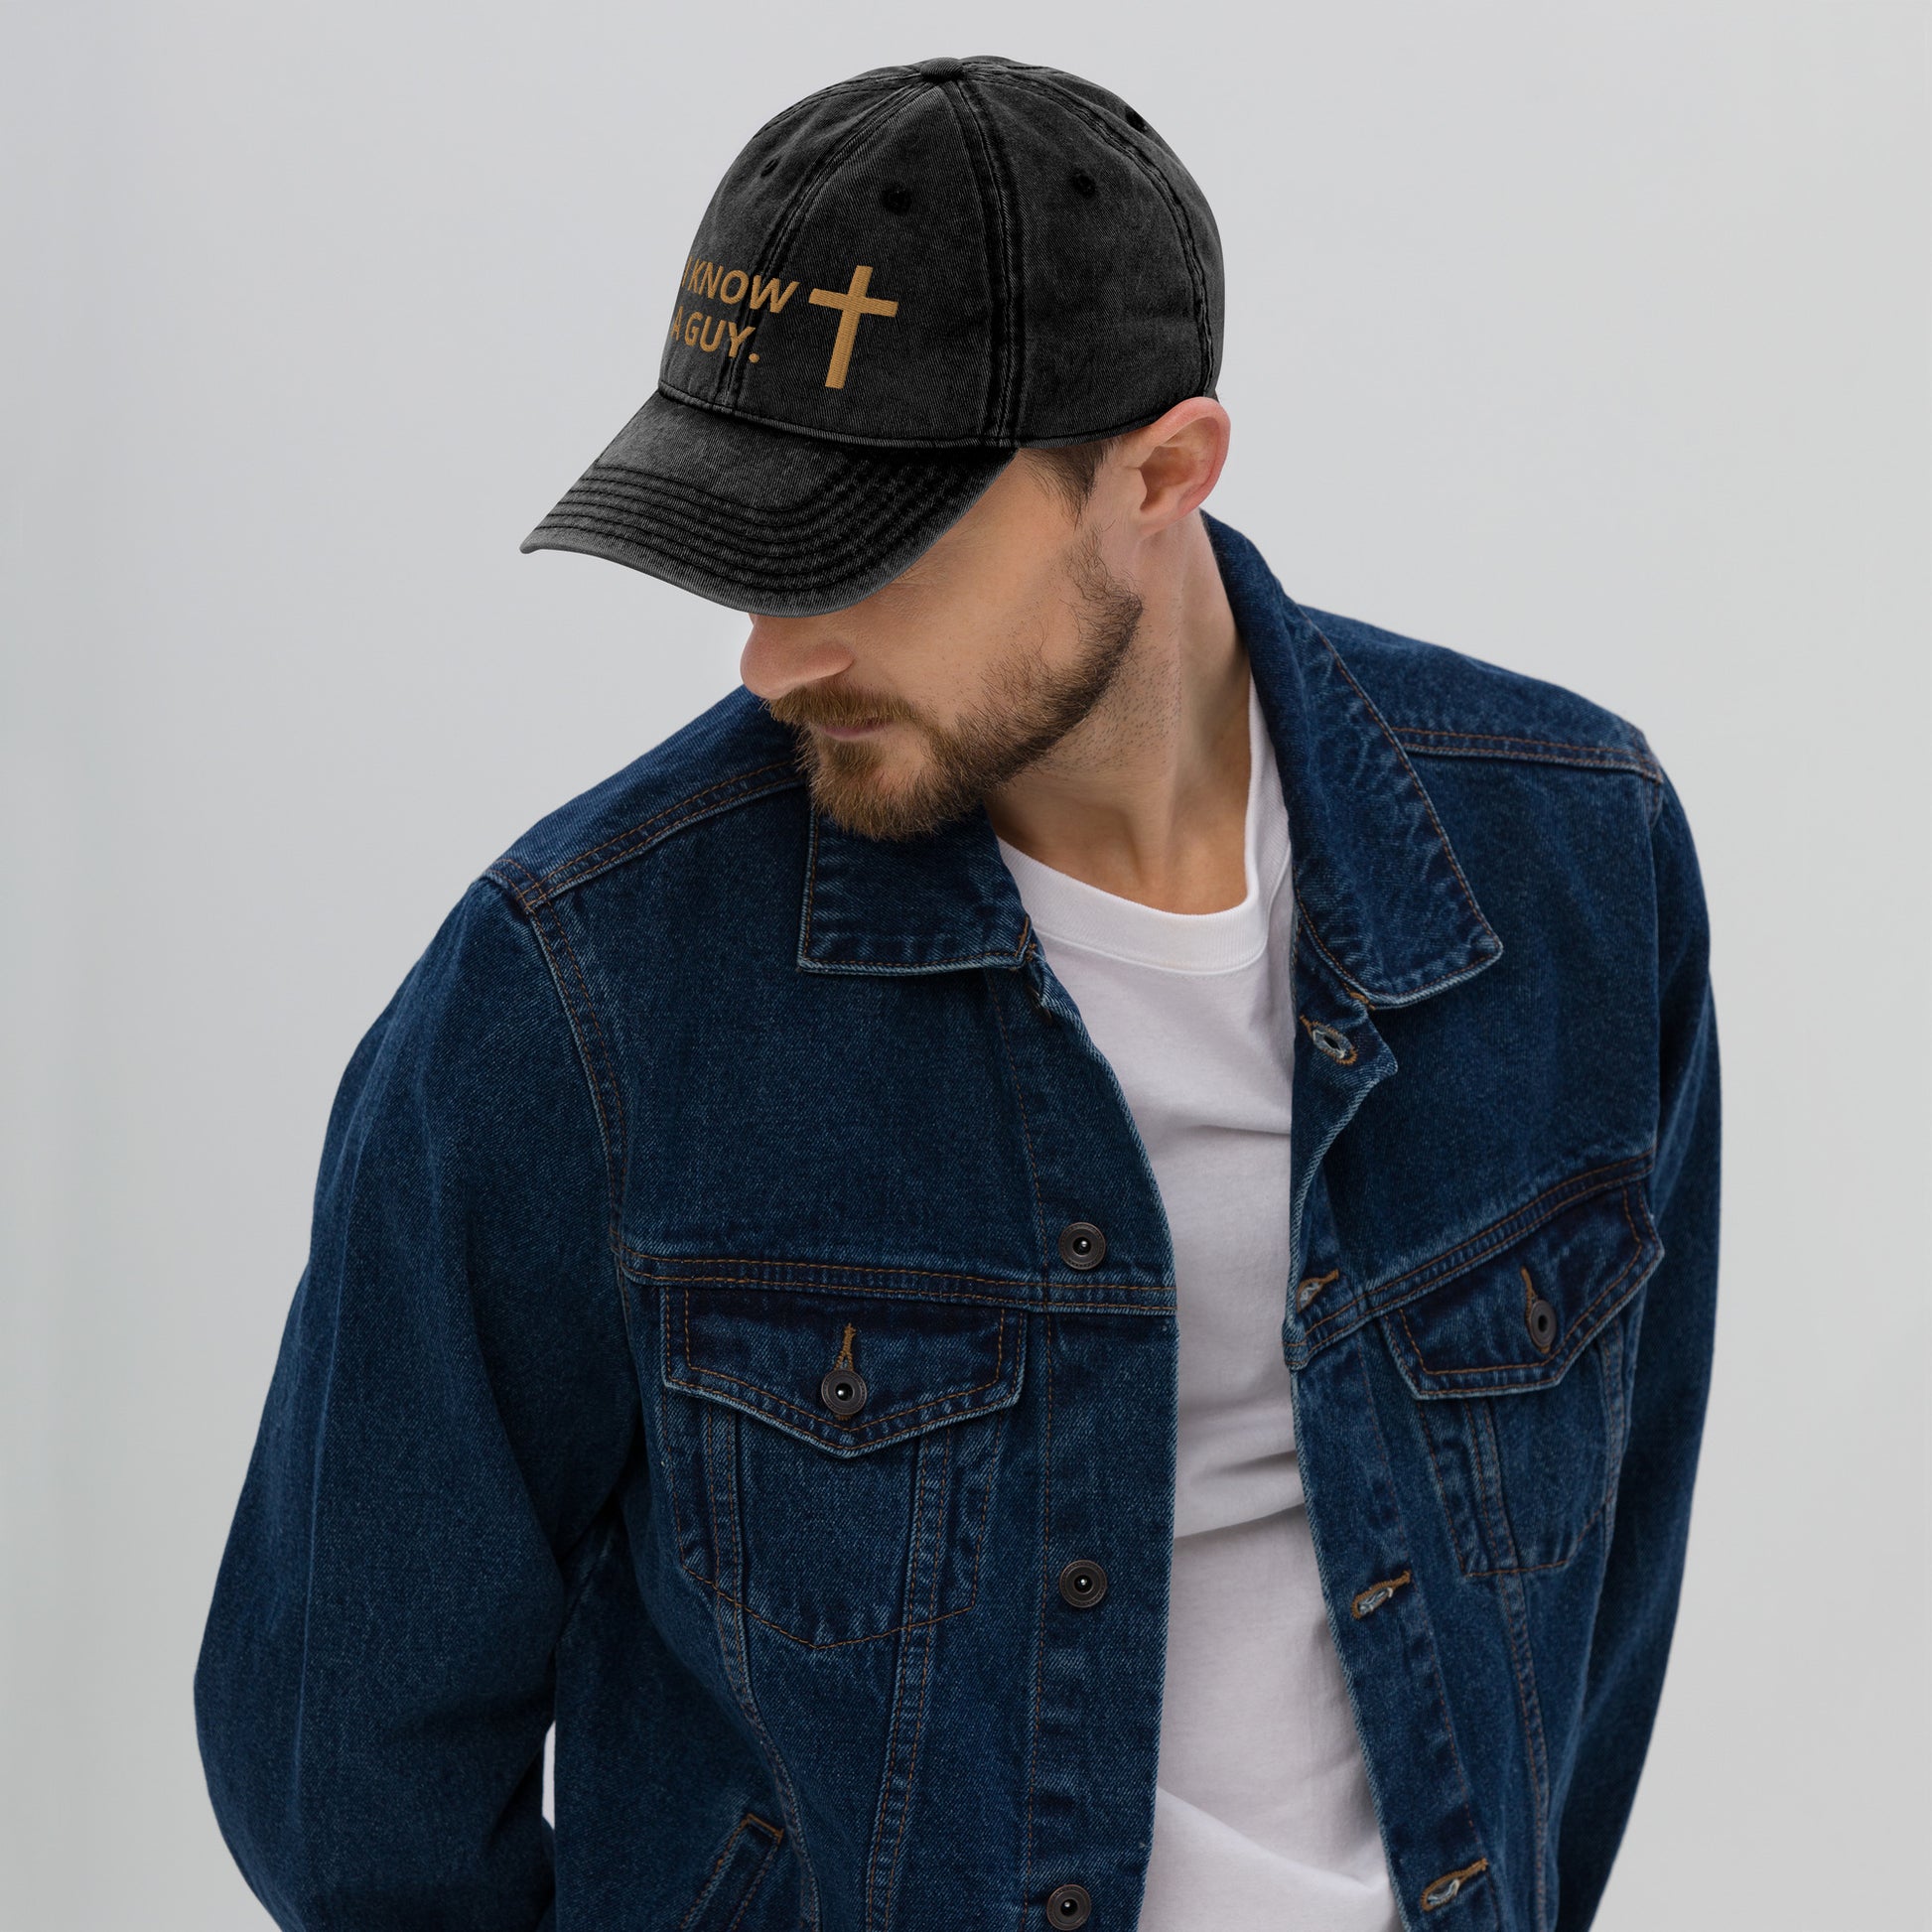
(4, 3, 1927, 1926)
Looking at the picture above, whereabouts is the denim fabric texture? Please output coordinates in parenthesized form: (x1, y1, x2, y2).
(196, 510, 1722, 1932)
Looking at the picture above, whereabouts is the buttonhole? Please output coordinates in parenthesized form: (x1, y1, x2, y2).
(1300, 1015, 1358, 1065)
(1023, 938, 1057, 1021)
(1298, 1267, 1340, 1311)
(1350, 1569, 1412, 1618)
(1421, 1860, 1488, 1911)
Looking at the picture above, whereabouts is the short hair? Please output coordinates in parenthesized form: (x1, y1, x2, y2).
(1022, 434, 1126, 519)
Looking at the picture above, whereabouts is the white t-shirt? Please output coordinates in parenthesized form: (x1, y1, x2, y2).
(996, 673, 1399, 1931)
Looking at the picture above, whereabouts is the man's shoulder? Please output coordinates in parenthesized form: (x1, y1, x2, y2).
(480, 682, 802, 910)
(1300, 601, 1664, 797)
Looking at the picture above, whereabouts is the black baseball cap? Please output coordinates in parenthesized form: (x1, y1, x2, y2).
(518, 55, 1223, 617)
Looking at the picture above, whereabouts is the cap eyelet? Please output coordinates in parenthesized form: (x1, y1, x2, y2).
(1069, 170, 1097, 199)
(880, 182, 913, 213)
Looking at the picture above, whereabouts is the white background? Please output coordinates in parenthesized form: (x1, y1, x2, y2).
(3, 4, 1926, 1926)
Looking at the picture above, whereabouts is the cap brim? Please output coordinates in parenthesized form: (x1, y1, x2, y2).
(519, 388, 1016, 618)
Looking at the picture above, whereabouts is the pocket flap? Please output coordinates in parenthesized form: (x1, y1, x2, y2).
(1381, 1176, 1662, 1398)
(660, 1284, 1026, 1453)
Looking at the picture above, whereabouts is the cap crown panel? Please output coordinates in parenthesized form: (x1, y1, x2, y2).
(660, 83, 999, 445)
(997, 78, 1222, 441)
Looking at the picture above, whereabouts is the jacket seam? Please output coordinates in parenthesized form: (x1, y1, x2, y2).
(801, 801, 1035, 967)
(1300, 1153, 1656, 1345)
(478, 864, 633, 1356)
(620, 1251, 1173, 1295)
(1498, 1566, 1552, 1930)
(483, 859, 626, 1220)
(1302, 622, 1503, 954)
(495, 760, 802, 908)
(1390, 726, 1663, 786)
(985, 971, 1052, 1284)
(669, 1293, 1013, 1432)
(1624, 721, 1669, 830)
(675, 1568, 990, 1651)
(1349, 1337, 1491, 1888)
(704, 1406, 820, 1924)
(865, 1427, 949, 1927)
(1017, 1303, 1054, 1932)
(1392, 1183, 1652, 1381)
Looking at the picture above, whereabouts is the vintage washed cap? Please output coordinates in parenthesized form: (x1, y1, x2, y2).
(519, 54, 1223, 616)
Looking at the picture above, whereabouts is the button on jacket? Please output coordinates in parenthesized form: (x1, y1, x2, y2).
(195, 510, 1721, 1932)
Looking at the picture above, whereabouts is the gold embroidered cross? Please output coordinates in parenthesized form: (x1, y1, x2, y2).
(807, 265, 898, 389)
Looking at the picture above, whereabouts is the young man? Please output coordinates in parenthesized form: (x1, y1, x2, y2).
(197, 54, 1720, 1932)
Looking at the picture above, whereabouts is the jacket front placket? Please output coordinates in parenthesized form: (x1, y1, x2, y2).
(796, 794, 1185, 1932)
(1221, 505, 1510, 1930)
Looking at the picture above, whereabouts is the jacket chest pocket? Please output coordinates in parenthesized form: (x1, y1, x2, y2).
(651, 1282, 1026, 1647)
(1378, 1174, 1663, 1579)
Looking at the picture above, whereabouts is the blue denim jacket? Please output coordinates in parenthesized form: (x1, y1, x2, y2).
(196, 511, 1720, 1932)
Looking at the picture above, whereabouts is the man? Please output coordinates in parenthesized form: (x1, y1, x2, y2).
(196, 54, 1720, 1932)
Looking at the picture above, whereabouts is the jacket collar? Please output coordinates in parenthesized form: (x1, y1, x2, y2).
(797, 509, 1501, 1007)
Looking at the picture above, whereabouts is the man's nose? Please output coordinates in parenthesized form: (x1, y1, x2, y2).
(740, 617, 857, 702)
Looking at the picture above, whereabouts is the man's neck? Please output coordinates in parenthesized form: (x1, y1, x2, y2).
(982, 511, 1252, 915)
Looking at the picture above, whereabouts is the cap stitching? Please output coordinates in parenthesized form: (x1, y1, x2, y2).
(536, 493, 971, 567)
(944, 75, 1021, 441)
(530, 470, 994, 583)
(548, 456, 990, 533)
(716, 81, 929, 413)
(651, 377, 1177, 451)
(744, 71, 887, 147)
(567, 455, 942, 512)
(1001, 71, 1215, 397)
(531, 499, 967, 576)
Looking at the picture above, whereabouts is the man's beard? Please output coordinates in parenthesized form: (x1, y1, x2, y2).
(775, 529, 1146, 844)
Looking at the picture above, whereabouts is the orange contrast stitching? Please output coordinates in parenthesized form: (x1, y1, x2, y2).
(802, 804, 1031, 967)
(1300, 1013, 1360, 1064)
(1298, 1267, 1340, 1311)
(620, 1249, 1173, 1296)
(1346, 1341, 1486, 1859)
(1394, 1186, 1651, 1378)
(1350, 1569, 1412, 1618)
(1421, 1859, 1489, 1911)
(672, 1293, 1010, 1433)
(1300, 1153, 1654, 1341)
(543, 759, 799, 893)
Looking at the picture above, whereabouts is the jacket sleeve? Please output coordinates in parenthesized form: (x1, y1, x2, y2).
(194, 877, 640, 1931)
(1554, 761, 1722, 1926)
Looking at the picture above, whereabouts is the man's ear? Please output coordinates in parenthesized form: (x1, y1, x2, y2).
(1122, 398, 1231, 533)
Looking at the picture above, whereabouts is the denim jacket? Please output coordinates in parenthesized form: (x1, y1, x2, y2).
(196, 510, 1721, 1932)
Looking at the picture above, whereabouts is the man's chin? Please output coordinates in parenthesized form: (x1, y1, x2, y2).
(804, 755, 986, 845)
(810, 776, 938, 843)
